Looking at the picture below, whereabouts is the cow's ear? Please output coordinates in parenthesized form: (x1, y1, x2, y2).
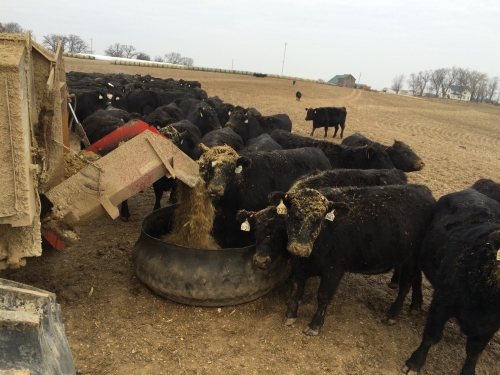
(325, 201, 350, 220)
(199, 107, 204, 117)
(178, 131, 188, 143)
(305, 108, 309, 111)
(236, 209, 257, 225)
(236, 156, 252, 170)
(268, 191, 287, 206)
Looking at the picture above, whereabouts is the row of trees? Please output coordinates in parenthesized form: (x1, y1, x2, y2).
(1, 22, 195, 66)
(391, 68, 499, 103)
(103, 43, 194, 66)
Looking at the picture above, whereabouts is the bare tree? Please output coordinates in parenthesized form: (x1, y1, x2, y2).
(154, 55, 164, 62)
(391, 74, 405, 94)
(487, 77, 499, 103)
(136, 52, 151, 61)
(407, 73, 419, 95)
(104, 43, 124, 57)
(440, 66, 459, 99)
(3, 22, 25, 34)
(0, 23, 5, 33)
(430, 69, 445, 97)
(43, 34, 68, 52)
(468, 70, 488, 101)
(180, 57, 194, 67)
(121, 44, 137, 59)
(165, 52, 183, 64)
(66, 34, 88, 53)
(416, 71, 431, 96)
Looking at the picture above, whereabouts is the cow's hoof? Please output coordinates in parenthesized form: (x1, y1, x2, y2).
(388, 281, 399, 289)
(410, 309, 421, 316)
(383, 317, 397, 326)
(120, 216, 130, 222)
(402, 364, 419, 374)
(303, 327, 319, 336)
(284, 318, 296, 326)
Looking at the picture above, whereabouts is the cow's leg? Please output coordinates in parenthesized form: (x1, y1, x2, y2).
(403, 298, 452, 373)
(409, 269, 423, 313)
(311, 127, 316, 136)
(152, 181, 164, 211)
(461, 332, 497, 375)
(339, 124, 345, 139)
(332, 125, 339, 138)
(388, 266, 401, 289)
(385, 260, 416, 324)
(120, 200, 130, 222)
(323, 126, 328, 137)
(304, 267, 345, 336)
(284, 272, 307, 326)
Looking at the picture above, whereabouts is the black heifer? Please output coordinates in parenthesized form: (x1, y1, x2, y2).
(143, 103, 185, 128)
(237, 168, 408, 270)
(271, 130, 395, 170)
(198, 145, 332, 247)
(82, 109, 124, 145)
(471, 178, 500, 203)
(281, 184, 435, 335)
(403, 189, 500, 375)
(191, 127, 244, 160)
(167, 120, 202, 159)
(176, 99, 221, 136)
(342, 132, 425, 172)
(305, 107, 347, 138)
(206, 96, 234, 126)
(239, 133, 282, 154)
(296, 91, 302, 101)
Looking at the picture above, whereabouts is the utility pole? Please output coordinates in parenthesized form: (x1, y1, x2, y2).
(90, 39, 93, 54)
(281, 43, 287, 76)
(232, 59, 234, 70)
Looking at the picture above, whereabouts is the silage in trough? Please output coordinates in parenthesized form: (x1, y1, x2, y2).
(162, 180, 220, 249)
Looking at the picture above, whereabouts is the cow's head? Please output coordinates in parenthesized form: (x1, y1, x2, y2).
(198, 105, 221, 131)
(386, 140, 425, 172)
(285, 188, 350, 257)
(304, 107, 317, 121)
(198, 144, 246, 199)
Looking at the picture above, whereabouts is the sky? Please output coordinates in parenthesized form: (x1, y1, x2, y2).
(3, 0, 500, 90)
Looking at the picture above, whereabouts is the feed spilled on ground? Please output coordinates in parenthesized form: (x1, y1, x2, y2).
(161, 180, 220, 249)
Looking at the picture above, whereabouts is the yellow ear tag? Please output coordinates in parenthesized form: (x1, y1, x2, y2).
(325, 210, 335, 221)
(241, 219, 251, 232)
(496, 249, 500, 261)
(277, 199, 287, 215)
(235, 166, 242, 174)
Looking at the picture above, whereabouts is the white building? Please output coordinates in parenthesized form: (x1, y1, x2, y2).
(443, 85, 471, 101)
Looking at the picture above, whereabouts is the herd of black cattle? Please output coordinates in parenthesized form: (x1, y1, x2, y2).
(66, 72, 500, 375)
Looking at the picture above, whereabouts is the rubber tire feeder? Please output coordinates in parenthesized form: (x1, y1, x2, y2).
(132, 205, 289, 306)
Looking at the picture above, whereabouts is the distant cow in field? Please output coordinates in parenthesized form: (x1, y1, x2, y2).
(305, 107, 347, 138)
(293, 80, 296, 85)
(296, 91, 302, 101)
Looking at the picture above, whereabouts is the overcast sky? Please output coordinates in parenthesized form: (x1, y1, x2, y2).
(3, 0, 500, 90)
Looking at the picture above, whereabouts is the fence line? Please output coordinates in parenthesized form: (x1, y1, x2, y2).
(63, 52, 336, 85)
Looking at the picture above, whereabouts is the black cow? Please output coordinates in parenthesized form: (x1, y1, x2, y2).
(239, 133, 282, 154)
(167, 120, 202, 159)
(198, 145, 332, 247)
(236, 168, 409, 270)
(271, 130, 395, 170)
(342, 132, 425, 172)
(403, 189, 500, 375)
(71, 89, 109, 123)
(179, 79, 201, 88)
(104, 105, 141, 123)
(225, 106, 265, 144)
(126, 90, 162, 116)
(293, 80, 296, 85)
(280, 184, 435, 335)
(143, 103, 185, 128)
(254, 113, 292, 134)
(206, 96, 235, 126)
(296, 91, 302, 101)
(305, 107, 347, 138)
(253, 73, 267, 78)
(176, 99, 221, 136)
(192, 127, 244, 160)
(471, 178, 500, 203)
(82, 109, 124, 145)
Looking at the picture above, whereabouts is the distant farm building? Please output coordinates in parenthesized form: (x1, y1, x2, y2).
(441, 85, 471, 101)
(328, 74, 356, 88)
(355, 83, 371, 91)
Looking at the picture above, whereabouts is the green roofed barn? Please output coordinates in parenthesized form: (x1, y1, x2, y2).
(328, 74, 356, 88)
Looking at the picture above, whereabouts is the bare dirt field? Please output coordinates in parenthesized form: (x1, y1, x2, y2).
(3, 58, 500, 375)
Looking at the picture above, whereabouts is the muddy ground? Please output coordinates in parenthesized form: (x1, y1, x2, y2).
(3, 58, 500, 374)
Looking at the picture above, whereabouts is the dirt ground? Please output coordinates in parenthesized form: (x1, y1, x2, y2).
(3, 58, 500, 375)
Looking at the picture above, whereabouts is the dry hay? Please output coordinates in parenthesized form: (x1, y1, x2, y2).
(64, 150, 101, 178)
(162, 180, 220, 249)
